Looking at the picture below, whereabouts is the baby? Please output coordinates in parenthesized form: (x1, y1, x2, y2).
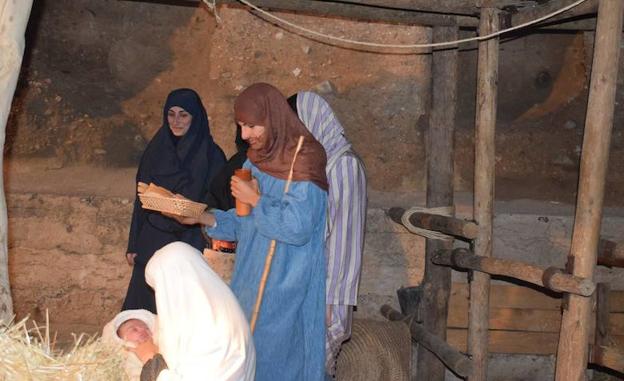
(102, 309, 158, 381)
(117, 318, 153, 346)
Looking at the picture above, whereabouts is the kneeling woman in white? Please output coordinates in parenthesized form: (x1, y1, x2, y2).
(133, 241, 255, 381)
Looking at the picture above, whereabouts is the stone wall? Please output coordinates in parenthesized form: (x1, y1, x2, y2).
(8, 193, 132, 337)
(8, 189, 624, 341)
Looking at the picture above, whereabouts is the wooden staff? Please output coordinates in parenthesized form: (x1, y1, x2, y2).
(250, 135, 305, 333)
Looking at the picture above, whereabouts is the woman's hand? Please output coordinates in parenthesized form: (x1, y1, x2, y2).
(163, 210, 216, 228)
(231, 176, 260, 207)
(126, 253, 138, 266)
(129, 338, 159, 364)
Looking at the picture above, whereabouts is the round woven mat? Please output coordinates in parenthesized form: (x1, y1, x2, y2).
(335, 319, 411, 381)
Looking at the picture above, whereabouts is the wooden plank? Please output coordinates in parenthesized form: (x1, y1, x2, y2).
(448, 307, 563, 332)
(417, 24, 459, 381)
(448, 329, 560, 355)
(450, 283, 624, 312)
(555, 0, 624, 379)
(591, 345, 624, 374)
(448, 330, 624, 355)
(598, 238, 624, 268)
(611, 293, 624, 312)
(448, 305, 624, 334)
(595, 283, 611, 348)
(609, 314, 624, 332)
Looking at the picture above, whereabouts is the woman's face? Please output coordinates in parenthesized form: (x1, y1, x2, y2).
(168, 106, 192, 136)
(238, 121, 266, 149)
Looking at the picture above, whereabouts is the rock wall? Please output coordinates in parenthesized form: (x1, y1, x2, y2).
(8, 193, 132, 337)
(8, 1, 624, 202)
(8, 188, 624, 341)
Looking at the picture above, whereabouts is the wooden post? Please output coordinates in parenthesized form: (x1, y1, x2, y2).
(469, 7, 499, 381)
(381, 305, 473, 379)
(417, 25, 459, 381)
(0, 0, 34, 322)
(555, 1, 624, 380)
(593, 283, 611, 350)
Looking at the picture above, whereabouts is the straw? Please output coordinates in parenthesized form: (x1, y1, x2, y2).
(0, 316, 128, 380)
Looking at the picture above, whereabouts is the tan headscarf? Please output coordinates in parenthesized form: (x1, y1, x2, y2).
(234, 83, 328, 191)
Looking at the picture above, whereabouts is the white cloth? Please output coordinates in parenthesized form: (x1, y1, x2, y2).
(102, 309, 158, 381)
(145, 241, 255, 381)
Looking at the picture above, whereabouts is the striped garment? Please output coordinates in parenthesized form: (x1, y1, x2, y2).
(296, 91, 367, 374)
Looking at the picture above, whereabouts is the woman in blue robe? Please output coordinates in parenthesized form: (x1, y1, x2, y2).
(122, 88, 226, 313)
(173, 83, 328, 380)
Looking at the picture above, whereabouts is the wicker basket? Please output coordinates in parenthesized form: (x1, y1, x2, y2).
(138, 194, 207, 218)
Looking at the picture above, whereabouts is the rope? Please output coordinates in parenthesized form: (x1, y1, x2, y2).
(234, 0, 589, 51)
(400, 206, 454, 241)
(202, 0, 222, 23)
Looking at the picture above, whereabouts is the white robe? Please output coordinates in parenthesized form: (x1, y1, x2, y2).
(145, 241, 255, 381)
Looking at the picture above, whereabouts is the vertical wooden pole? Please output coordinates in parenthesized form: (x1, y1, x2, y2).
(555, 1, 624, 379)
(469, 7, 499, 381)
(0, 0, 34, 322)
(593, 283, 611, 352)
(417, 25, 458, 381)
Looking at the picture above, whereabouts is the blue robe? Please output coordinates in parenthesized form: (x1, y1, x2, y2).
(207, 162, 327, 381)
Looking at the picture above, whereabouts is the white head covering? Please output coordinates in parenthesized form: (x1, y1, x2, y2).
(145, 241, 255, 381)
(102, 309, 158, 380)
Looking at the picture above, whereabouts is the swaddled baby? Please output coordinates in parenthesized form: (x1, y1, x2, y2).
(102, 309, 158, 380)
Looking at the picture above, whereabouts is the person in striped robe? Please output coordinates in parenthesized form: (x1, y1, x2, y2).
(289, 91, 368, 378)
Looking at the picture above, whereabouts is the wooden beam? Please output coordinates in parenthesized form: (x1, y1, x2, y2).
(598, 238, 624, 268)
(381, 305, 474, 379)
(433, 249, 596, 296)
(322, 0, 478, 16)
(555, 0, 624, 380)
(146, 0, 481, 27)
(416, 24, 459, 381)
(469, 7, 500, 381)
(132, 0, 608, 30)
(387, 207, 478, 240)
(590, 345, 624, 374)
(511, 0, 598, 27)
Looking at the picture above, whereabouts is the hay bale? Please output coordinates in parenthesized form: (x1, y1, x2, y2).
(336, 319, 411, 381)
(0, 317, 128, 380)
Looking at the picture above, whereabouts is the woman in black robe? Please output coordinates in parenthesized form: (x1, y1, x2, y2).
(203, 124, 249, 211)
(122, 88, 226, 313)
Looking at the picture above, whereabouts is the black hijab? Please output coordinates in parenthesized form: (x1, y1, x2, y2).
(138, 88, 224, 201)
(127, 89, 226, 257)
